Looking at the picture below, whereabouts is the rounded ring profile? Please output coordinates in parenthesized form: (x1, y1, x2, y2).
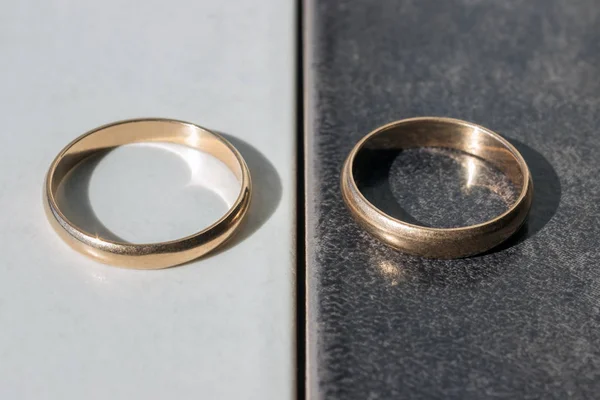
(44, 118, 252, 269)
(341, 117, 533, 259)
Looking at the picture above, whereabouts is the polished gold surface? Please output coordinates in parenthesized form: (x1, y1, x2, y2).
(341, 117, 533, 258)
(44, 119, 252, 269)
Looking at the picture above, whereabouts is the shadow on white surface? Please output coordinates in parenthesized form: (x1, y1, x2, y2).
(55, 136, 281, 252)
(214, 133, 283, 254)
(56, 150, 126, 243)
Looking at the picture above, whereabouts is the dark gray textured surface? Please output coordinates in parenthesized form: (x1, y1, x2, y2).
(305, 0, 600, 398)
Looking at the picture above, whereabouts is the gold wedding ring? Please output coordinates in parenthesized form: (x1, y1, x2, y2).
(44, 119, 251, 269)
(341, 117, 533, 258)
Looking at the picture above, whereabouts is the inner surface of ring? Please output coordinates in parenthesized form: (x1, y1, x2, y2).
(50, 120, 244, 196)
(352, 120, 526, 228)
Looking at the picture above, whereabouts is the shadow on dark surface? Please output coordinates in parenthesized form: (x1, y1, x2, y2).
(352, 139, 561, 256)
(354, 147, 519, 228)
(483, 139, 561, 255)
(353, 148, 428, 226)
(56, 149, 127, 243)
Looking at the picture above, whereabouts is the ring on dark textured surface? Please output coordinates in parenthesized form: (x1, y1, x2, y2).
(341, 117, 533, 259)
(44, 118, 252, 269)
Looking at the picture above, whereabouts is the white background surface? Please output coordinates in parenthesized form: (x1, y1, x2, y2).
(0, 1, 295, 399)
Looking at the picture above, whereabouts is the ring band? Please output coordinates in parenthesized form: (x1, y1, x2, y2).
(44, 118, 252, 269)
(341, 117, 533, 258)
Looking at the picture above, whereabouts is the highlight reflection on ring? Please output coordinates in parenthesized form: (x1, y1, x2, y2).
(424, 148, 516, 203)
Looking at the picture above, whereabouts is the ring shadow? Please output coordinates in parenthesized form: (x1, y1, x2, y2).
(55, 134, 282, 261)
(353, 148, 432, 227)
(206, 132, 282, 256)
(354, 139, 561, 256)
(56, 149, 126, 243)
(482, 138, 561, 255)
